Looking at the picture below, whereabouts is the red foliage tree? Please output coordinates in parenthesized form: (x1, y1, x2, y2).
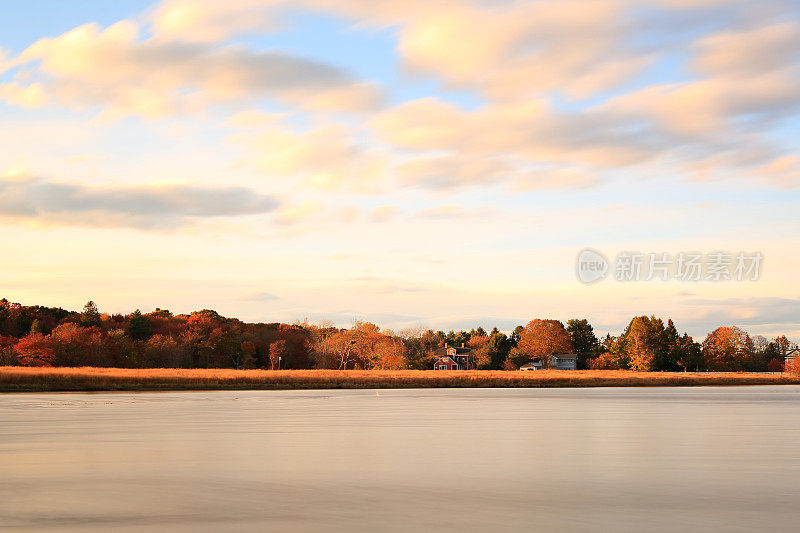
(766, 358, 784, 372)
(15, 334, 56, 367)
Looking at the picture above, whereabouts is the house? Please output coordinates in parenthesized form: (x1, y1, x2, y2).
(433, 343, 472, 370)
(433, 356, 459, 370)
(550, 354, 577, 370)
(519, 354, 577, 371)
(785, 349, 799, 373)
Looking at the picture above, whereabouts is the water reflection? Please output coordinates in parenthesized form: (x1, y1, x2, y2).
(2, 387, 799, 532)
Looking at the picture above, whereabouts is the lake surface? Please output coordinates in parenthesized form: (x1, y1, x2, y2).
(2, 387, 799, 532)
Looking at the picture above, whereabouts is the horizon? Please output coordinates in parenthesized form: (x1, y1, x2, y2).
(2, 0, 800, 342)
(0, 295, 793, 345)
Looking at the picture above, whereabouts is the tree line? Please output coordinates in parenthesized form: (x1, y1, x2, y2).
(0, 299, 796, 373)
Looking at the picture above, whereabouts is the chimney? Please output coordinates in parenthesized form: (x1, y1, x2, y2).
(461, 342, 465, 348)
(444, 342, 448, 348)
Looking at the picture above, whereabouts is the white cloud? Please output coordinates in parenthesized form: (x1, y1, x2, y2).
(230, 120, 388, 190)
(692, 21, 800, 78)
(2, 20, 382, 118)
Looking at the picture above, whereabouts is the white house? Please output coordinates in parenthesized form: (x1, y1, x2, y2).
(550, 354, 577, 370)
(519, 355, 577, 371)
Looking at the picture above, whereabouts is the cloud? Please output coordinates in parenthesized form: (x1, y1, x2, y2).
(692, 21, 800, 78)
(0, 175, 280, 229)
(151, 0, 646, 100)
(369, 205, 396, 222)
(416, 205, 473, 220)
(428, 315, 523, 333)
(230, 120, 387, 190)
(151, 0, 280, 43)
(678, 297, 800, 337)
(371, 98, 659, 190)
(2, 21, 383, 117)
(510, 168, 601, 191)
(395, 155, 511, 190)
(0, 82, 47, 108)
(4, 0, 800, 193)
(272, 200, 321, 226)
(349, 276, 428, 294)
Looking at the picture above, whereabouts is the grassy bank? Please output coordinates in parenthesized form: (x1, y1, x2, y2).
(1, 367, 798, 392)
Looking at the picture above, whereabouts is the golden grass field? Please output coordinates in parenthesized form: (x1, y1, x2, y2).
(1, 366, 798, 392)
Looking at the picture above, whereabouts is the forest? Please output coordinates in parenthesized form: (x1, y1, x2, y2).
(0, 298, 796, 373)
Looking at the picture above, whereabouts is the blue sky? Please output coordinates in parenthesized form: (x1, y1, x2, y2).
(1, 0, 799, 341)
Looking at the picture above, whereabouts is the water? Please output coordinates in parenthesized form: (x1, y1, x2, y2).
(1, 387, 799, 532)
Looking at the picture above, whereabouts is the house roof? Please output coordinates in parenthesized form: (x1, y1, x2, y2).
(434, 356, 457, 365)
(434, 346, 471, 356)
(549, 353, 577, 359)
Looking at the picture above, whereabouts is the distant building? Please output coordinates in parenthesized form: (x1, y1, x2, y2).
(433, 356, 458, 370)
(433, 343, 472, 370)
(519, 353, 578, 371)
(520, 361, 542, 371)
(550, 354, 577, 370)
(519, 355, 577, 371)
(785, 350, 799, 373)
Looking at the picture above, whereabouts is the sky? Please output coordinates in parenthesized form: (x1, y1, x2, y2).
(1, 0, 799, 341)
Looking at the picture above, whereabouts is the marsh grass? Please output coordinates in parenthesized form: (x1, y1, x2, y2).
(1, 367, 798, 392)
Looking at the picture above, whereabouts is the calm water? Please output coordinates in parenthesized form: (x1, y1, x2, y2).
(2, 387, 800, 532)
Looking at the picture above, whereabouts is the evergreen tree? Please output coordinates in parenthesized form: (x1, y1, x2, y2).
(128, 309, 150, 340)
(567, 319, 599, 369)
(81, 301, 101, 327)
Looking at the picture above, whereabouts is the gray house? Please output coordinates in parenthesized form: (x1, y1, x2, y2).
(519, 354, 577, 371)
(550, 354, 577, 370)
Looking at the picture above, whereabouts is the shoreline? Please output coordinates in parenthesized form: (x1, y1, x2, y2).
(1, 367, 798, 392)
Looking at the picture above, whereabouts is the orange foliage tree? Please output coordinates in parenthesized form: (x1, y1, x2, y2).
(702, 326, 751, 371)
(269, 340, 286, 370)
(512, 319, 573, 368)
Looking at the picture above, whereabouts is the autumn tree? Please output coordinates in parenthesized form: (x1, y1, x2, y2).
(702, 326, 750, 371)
(142, 334, 190, 368)
(370, 336, 407, 370)
(49, 323, 107, 366)
(398, 328, 441, 370)
(14, 334, 55, 366)
(590, 335, 627, 370)
(510, 325, 524, 346)
(0, 336, 18, 365)
(513, 319, 573, 368)
(240, 341, 257, 369)
(625, 317, 660, 371)
(269, 340, 287, 370)
(470, 330, 510, 369)
(468, 335, 491, 368)
(308, 321, 339, 368)
(767, 358, 785, 372)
